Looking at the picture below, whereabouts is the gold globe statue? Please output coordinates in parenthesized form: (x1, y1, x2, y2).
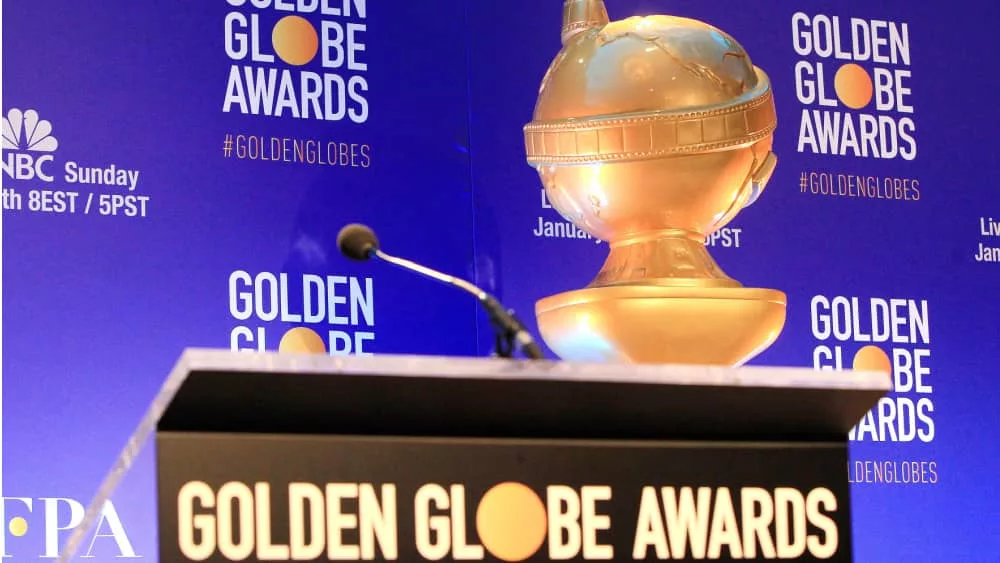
(524, 0, 786, 366)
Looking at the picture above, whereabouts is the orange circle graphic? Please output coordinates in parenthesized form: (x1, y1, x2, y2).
(834, 63, 873, 110)
(476, 482, 547, 562)
(852, 345, 892, 384)
(278, 327, 326, 354)
(8, 517, 28, 537)
(272, 16, 319, 66)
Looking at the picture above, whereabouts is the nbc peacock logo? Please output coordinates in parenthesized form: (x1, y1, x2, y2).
(1, 109, 58, 182)
(2, 109, 58, 152)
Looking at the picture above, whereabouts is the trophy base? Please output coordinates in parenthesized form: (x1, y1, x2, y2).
(535, 285, 786, 366)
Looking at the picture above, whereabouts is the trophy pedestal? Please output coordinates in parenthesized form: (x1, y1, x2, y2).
(536, 284, 786, 365)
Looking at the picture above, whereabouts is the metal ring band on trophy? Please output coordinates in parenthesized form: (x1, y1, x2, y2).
(524, 75, 776, 164)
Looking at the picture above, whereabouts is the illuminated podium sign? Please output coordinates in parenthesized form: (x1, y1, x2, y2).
(57, 350, 887, 562)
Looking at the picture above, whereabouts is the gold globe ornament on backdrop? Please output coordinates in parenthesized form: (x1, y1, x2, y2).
(524, 0, 786, 366)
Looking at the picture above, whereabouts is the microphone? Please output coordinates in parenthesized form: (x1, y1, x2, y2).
(336, 223, 545, 360)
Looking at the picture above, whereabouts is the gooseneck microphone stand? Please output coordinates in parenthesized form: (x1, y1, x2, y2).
(371, 248, 545, 360)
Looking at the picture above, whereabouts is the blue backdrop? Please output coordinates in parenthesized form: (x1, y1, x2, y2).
(3, 0, 999, 560)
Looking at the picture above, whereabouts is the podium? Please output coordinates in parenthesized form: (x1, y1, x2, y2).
(57, 349, 888, 562)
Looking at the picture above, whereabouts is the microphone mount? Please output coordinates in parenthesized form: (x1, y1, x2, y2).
(369, 248, 544, 360)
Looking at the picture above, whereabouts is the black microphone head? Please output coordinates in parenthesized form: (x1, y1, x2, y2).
(336, 223, 379, 261)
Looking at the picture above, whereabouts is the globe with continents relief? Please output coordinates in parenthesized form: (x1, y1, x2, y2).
(524, 1, 786, 366)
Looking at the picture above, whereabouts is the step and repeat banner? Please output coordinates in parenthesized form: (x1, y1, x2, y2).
(2, 0, 999, 560)
(2, 0, 478, 559)
(466, 0, 1000, 561)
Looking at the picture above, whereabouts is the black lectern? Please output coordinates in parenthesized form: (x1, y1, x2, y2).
(58, 349, 888, 562)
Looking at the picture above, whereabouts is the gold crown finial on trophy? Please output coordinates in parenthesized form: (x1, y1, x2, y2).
(524, 1, 786, 366)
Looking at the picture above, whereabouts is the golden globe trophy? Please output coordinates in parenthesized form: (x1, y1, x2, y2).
(524, 0, 786, 366)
